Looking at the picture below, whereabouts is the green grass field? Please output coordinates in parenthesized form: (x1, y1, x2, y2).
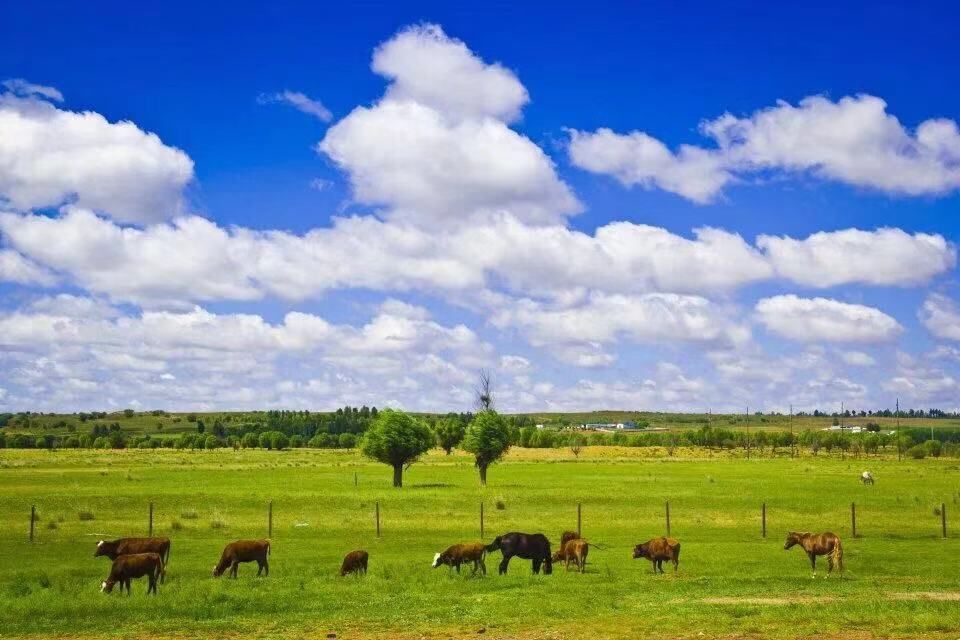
(1, 447, 958, 639)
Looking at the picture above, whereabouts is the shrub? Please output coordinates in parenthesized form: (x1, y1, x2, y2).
(338, 432, 358, 449)
(46, 521, 58, 530)
(241, 433, 259, 449)
(180, 509, 198, 520)
(924, 439, 943, 458)
(93, 437, 109, 449)
(908, 444, 927, 459)
(289, 435, 304, 448)
(171, 520, 183, 531)
(78, 511, 95, 521)
(204, 435, 220, 450)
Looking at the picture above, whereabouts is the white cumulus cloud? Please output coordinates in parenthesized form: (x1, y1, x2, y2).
(0, 92, 194, 223)
(570, 94, 960, 201)
(756, 295, 902, 343)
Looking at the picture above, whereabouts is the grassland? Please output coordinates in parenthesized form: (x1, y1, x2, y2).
(1, 446, 958, 639)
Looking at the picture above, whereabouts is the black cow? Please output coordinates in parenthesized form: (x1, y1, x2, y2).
(486, 532, 552, 575)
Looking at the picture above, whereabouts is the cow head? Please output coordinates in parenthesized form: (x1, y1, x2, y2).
(94, 540, 105, 558)
(542, 556, 553, 575)
(431, 552, 443, 568)
(632, 543, 649, 559)
(100, 580, 114, 593)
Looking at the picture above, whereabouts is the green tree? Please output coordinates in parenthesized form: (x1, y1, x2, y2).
(360, 409, 434, 487)
(241, 433, 259, 449)
(338, 432, 358, 449)
(204, 435, 220, 450)
(462, 410, 512, 486)
(434, 417, 466, 454)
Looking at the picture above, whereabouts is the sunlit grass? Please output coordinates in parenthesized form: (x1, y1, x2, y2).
(0, 447, 957, 638)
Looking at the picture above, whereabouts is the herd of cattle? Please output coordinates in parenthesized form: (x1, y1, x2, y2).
(93, 527, 843, 594)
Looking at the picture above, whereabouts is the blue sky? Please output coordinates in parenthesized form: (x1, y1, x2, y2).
(1, 2, 960, 412)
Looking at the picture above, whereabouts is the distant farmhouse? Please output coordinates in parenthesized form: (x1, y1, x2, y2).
(821, 425, 866, 434)
(582, 421, 640, 430)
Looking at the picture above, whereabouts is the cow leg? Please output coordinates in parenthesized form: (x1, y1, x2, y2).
(455, 562, 461, 574)
(479, 557, 486, 575)
(125, 579, 131, 595)
(532, 558, 542, 574)
(498, 555, 511, 575)
(673, 556, 679, 573)
(148, 575, 156, 595)
(808, 553, 816, 578)
(231, 561, 239, 579)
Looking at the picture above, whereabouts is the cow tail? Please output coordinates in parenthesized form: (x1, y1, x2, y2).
(267, 540, 271, 557)
(832, 539, 843, 574)
(486, 536, 501, 552)
(166, 540, 171, 565)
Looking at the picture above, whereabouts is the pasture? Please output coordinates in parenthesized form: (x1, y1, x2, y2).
(0, 447, 958, 639)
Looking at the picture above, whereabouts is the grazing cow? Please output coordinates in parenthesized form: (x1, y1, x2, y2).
(340, 550, 369, 576)
(95, 537, 171, 583)
(213, 539, 270, 578)
(101, 552, 164, 595)
(552, 538, 589, 573)
(861, 471, 875, 485)
(486, 532, 552, 575)
(632, 537, 681, 574)
(432, 542, 487, 575)
(784, 532, 843, 578)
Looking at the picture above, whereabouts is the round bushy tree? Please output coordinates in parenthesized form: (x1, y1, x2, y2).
(338, 432, 358, 449)
(462, 410, 511, 486)
(360, 409, 433, 487)
(434, 417, 466, 455)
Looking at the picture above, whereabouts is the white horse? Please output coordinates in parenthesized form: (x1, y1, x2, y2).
(860, 471, 875, 485)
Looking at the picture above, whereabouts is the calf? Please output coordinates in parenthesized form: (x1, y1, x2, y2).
(632, 537, 680, 574)
(552, 538, 589, 573)
(432, 542, 487, 575)
(101, 553, 164, 595)
(559, 530, 578, 549)
(213, 539, 270, 578)
(340, 550, 368, 576)
(95, 537, 171, 582)
(860, 471, 875, 485)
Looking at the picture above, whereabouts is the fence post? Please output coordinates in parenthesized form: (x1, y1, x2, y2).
(480, 502, 484, 539)
(149, 502, 154, 536)
(268, 500, 273, 538)
(29, 505, 35, 543)
(665, 501, 671, 537)
(942, 503, 947, 539)
(354, 472, 358, 487)
(577, 503, 582, 537)
(762, 502, 767, 538)
(376, 501, 381, 538)
(851, 502, 857, 538)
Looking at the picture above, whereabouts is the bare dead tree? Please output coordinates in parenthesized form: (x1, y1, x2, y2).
(474, 369, 494, 411)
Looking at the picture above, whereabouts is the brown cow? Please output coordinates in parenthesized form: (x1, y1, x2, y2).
(101, 552, 164, 595)
(95, 537, 171, 582)
(213, 539, 270, 578)
(552, 538, 589, 573)
(340, 550, 368, 576)
(632, 537, 680, 574)
(432, 542, 487, 575)
(784, 531, 843, 578)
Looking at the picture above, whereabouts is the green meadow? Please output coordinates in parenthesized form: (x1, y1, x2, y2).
(0, 447, 958, 639)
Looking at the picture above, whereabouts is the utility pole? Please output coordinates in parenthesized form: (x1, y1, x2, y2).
(895, 399, 901, 458)
(746, 405, 750, 459)
(790, 403, 794, 459)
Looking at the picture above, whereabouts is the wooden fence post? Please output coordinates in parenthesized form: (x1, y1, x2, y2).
(665, 501, 671, 537)
(480, 502, 484, 539)
(762, 502, 767, 538)
(268, 500, 273, 538)
(29, 505, 35, 543)
(577, 503, 582, 537)
(376, 501, 381, 538)
(851, 502, 857, 538)
(149, 502, 154, 536)
(942, 503, 947, 539)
